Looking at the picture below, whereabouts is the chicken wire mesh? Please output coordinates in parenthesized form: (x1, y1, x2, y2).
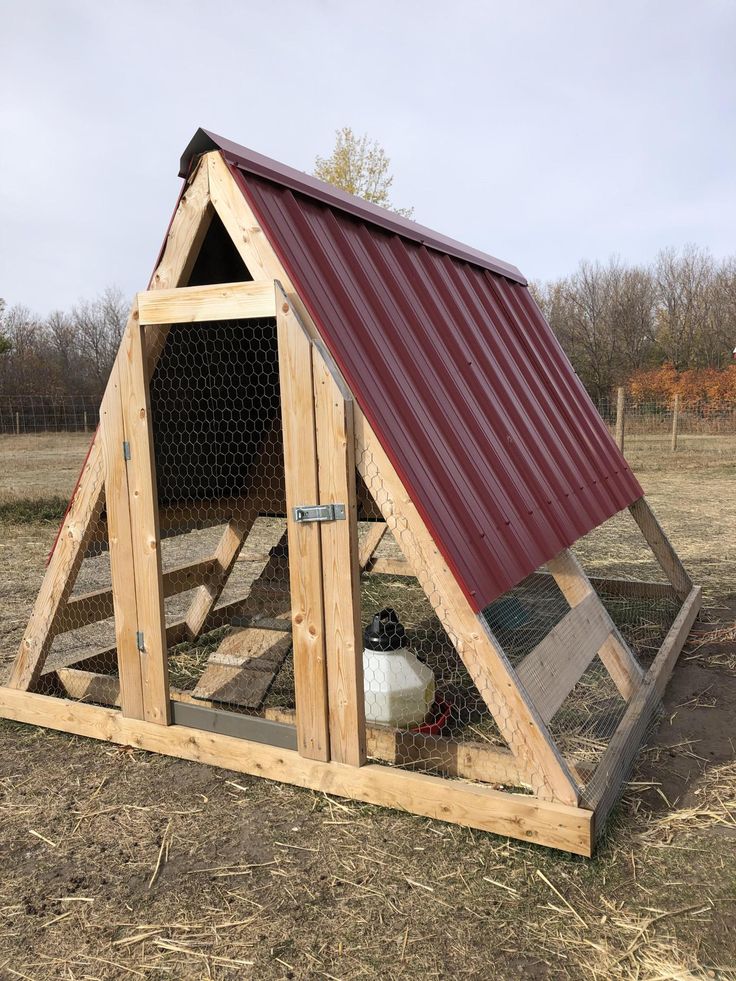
(357, 432, 684, 809)
(148, 317, 297, 719)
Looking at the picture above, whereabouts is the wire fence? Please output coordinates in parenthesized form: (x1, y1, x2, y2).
(0, 395, 100, 434)
(2, 392, 735, 442)
(596, 394, 736, 438)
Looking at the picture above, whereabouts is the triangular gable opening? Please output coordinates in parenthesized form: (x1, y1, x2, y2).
(187, 211, 252, 286)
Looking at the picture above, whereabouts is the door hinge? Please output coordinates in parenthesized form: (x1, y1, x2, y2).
(136, 631, 145, 652)
(292, 503, 346, 523)
(123, 441, 131, 461)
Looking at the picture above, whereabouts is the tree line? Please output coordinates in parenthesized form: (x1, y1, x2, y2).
(531, 245, 736, 401)
(0, 289, 127, 398)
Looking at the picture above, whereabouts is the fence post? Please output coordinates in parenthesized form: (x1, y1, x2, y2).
(615, 386, 625, 452)
(15, 411, 20, 436)
(83, 411, 88, 434)
(671, 393, 680, 453)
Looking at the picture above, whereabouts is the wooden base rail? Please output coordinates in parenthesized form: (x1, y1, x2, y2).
(0, 686, 593, 855)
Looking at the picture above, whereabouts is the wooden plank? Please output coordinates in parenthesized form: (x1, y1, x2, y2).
(101, 358, 144, 719)
(313, 345, 366, 767)
(358, 522, 387, 570)
(365, 557, 415, 577)
(184, 514, 258, 639)
(0, 687, 594, 856)
(145, 158, 214, 381)
(192, 627, 291, 707)
(7, 441, 105, 691)
(276, 287, 330, 762)
(629, 497, 692, 601)
(517, 592, 613, 724)
(119, 317, 169, 725)
(546, 550, 644, 701)
(355, 411, 580, 805)
(58, 557, 217, 633)
(55, 669, 531, 789)
(138, 281, 276, 326)
(587, 585, 701, 831)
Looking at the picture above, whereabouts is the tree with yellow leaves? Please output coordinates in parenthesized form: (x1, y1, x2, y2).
(314, 127, 414, 218)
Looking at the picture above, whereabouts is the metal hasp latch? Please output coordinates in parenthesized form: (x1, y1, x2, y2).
(292, 503, 346, 524)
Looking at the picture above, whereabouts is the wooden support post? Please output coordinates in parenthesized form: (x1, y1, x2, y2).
(101, 359, 144, 719)
(118, 314, 170, 725)
(276, 286, 330, 762)
(546, 549, 643, 701)
(615, 386, 625, 452)
(628, 497, 692, 601)
(671, 393, 680, 453)
(313, 343, 366, 768)
(15, 411, 20, 435)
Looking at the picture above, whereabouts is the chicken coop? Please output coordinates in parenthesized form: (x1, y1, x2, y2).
(0, 130, 701, 855)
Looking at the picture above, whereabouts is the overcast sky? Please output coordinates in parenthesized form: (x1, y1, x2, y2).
(1, 0, 734, 314)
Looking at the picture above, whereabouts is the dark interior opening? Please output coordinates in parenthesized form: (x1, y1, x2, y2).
(149, 318, 283, 510)
(187, 212, 252, 286)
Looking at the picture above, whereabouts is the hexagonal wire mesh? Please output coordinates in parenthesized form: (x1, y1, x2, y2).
(149, 317, 296, 720)
(356, 438, 683, 807)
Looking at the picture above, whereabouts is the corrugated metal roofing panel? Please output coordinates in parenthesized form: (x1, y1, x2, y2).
(180, 128, 526, 285)
(200, 143, 642, 612)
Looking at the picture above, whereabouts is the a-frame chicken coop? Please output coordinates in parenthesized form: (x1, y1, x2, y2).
(0, 130, 701, 855)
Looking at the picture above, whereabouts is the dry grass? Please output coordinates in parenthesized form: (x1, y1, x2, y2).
(0, 432, 92, 505)
(0, 433, 735, 978)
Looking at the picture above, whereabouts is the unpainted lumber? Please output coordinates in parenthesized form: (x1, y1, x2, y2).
(312, 344, 366, 767)
(0, 686, 594, 856)
(138, 280, 276, 325)
(276, 287, 330, 762)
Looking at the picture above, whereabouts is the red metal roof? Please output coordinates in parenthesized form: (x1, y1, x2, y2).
(184, 131, 643, 612)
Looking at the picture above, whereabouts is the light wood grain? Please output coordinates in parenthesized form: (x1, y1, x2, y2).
(313, 346, 366, 767)
(118, 317, 169, 725)
(546, 549, 643, 701)
(58, 557, 217, 633)
(358, 522, 388, 570)
(138, 280, 276, 325)
(276, 288, 330, 762)
(7, 441, 105, 691)
(0, 687, 593, 855)
(629, 497, 692, 601)
(587, 585, 701, 832)
(517, 592, 612, 723)
(100, 358, 144, 718)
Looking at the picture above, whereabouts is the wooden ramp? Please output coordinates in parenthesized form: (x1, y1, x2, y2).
(192, 622, 291, 708)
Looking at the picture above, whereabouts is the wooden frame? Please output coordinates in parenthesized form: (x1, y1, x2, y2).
(137, 280, 276, 325)
(0, 151, 702, 855)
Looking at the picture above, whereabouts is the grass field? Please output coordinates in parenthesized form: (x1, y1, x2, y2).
(0, 432, 735, 979)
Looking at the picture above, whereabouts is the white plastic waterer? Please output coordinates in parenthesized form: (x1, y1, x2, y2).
(362, 608, 436, 727)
